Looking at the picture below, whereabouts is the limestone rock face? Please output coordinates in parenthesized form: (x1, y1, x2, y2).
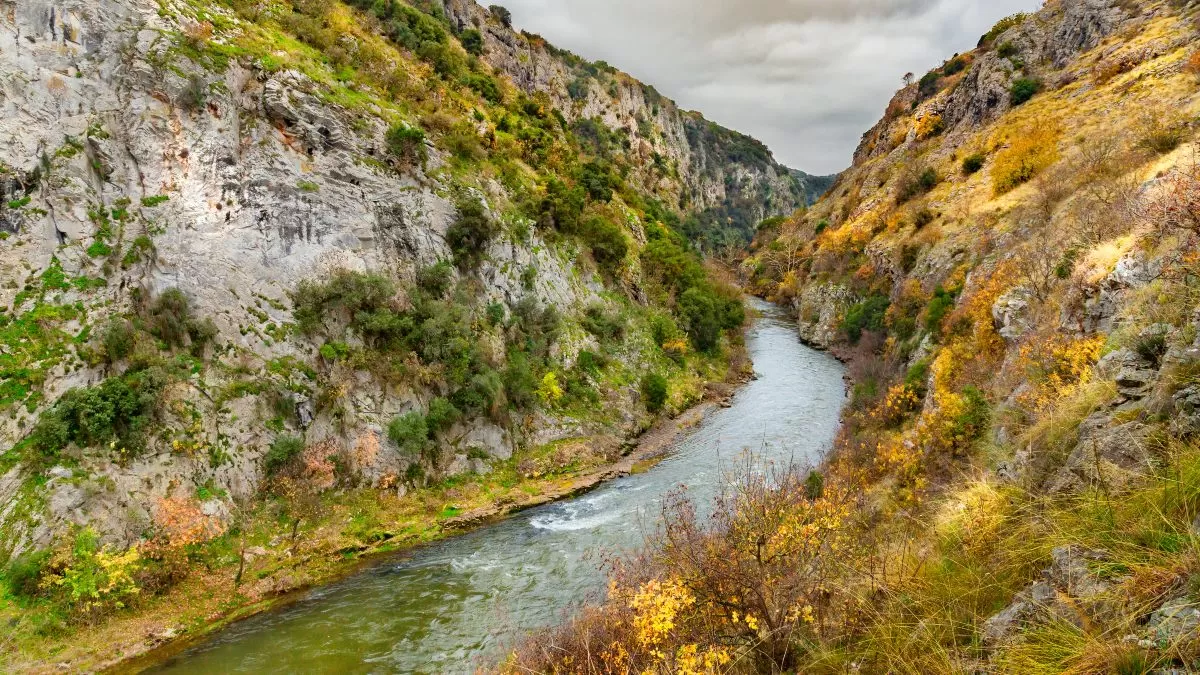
(438, 0, 809, 232)
(993, 287, 1035, 342)
(0, 0, 790, 559)
(854, 0, 1128, 165)
(1045, 413, 1154, 494)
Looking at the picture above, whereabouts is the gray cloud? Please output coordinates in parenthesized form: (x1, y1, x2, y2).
(496, 0, 1040, 174)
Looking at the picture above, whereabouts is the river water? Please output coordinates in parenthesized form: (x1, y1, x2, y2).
(147, 300, 845, 674)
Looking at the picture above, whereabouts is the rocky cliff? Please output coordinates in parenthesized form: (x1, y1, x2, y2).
(737, 0, 1200, 669)
(439, 0, 813, 246)
(504, 1, 1200, 672)
(0, 0, 801, 572)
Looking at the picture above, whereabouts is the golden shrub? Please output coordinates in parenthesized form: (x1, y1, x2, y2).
(1018, 334, 1105, 405)
(915, 113, 945, 140)
(992, 125, 1060, 195)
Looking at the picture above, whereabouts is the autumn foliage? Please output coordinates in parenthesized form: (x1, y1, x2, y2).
(505, 460, 859, 673)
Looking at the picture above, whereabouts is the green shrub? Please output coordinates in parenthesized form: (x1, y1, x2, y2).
(426, 397, 460, 434)
(503, 352, 538, 409)
(264, 435, 305, 474)
(577, 161, 615, 202)
(539, 179, 586, 232)
(942, 57, 967, 76)
(100, 320, 135, 364)
(445, 127, 486, 161)
(385, 124, 427, 168)
(641, 373, 668, 413)
(567, 76, 591, 101)
(405, 462, 425, 485)
(1136, 333, 1168, 368)
(897, 167, 939, 203)
(508, 297, 561, 358)
(486, 302, 506, 326)
(446, 196, 497, 268)
(1010, 78, 1042, 106)
(4, 549, 51, 597)
(997, 41, 1019, 58)
(577, 350, 608, 375)
(454, 370, 505, 418)
(459, 28, 484, 56)
(581, 216, 629, 276)
(678, 287, 744, 353)
(462, 73, 501, 103)
(31, 371, 164, 459)
(813, 219, 830, 235)
(962, 153, 986, 175)
(318, 341, 349, 361)
(804, 471, 825, 500)
(415, 261, 454, 298)
(294, 271, 397, 335)
(925, 286, 957, 336)
(122, 235, 155, 268)
(648, 312, 681, 347)
(489, 4, 512, 27)
(520, 265, 537, 290)
(388, 412, 428, 456)
(918, 168, 939, 191)
(581, 305, 626, 342)
(144, 288, 216, 352)
(949, 386, 990, 450)
(917, 71, 941, 98)
(979, 12, 1028, 47)
(417, 41, 465, 79)
(841, 296, 890, 344)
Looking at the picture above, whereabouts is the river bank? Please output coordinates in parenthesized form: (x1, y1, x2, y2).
(129, 299, 846, 674)
(0, 351, 749, 674)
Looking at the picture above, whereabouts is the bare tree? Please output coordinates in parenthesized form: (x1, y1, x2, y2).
(1142, 150, 1200, 238)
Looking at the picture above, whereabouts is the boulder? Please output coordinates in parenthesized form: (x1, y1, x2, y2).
(1146, 597, 1200, 644)
(1046, 414, 1154, 493)
(983, 546, 1119, 649)
(993, 287, 1035, 342)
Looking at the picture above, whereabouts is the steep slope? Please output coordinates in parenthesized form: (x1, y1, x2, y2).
(440, 0, 807, 248)
(0, 0, 806, 666)
(510, 0, 1200, 672)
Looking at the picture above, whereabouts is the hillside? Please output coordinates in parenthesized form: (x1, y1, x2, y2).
(510, 0, 1200, 672)
(0, 0, 808, 667)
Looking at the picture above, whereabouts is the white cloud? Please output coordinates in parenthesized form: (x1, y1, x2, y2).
(494, 0, 1040, 173)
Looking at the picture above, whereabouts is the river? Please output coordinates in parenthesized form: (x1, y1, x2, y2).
(146, 299, 846, 674)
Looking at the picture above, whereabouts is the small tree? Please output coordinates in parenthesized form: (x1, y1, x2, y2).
(388, 412, 429, 457)
(1143, 155, 1200, 238)
(446, 196, 496, 269)
(385, 123, 427, 169)
(264, 435, 305, 475)
(641, 374, 668, 413)
(459, 28, 484, 56)
(488, 4, 512, 27)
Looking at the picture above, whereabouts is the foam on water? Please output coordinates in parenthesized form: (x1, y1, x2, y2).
(148, 300, 846, 675)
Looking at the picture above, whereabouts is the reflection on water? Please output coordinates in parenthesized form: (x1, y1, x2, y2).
(149, 300, 845, 674)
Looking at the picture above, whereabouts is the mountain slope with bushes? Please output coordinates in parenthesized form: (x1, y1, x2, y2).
(0, 0, 807, 667)
(509, 0, 1200, 672)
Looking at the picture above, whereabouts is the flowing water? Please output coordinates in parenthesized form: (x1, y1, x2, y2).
(146, 300, 845, 674)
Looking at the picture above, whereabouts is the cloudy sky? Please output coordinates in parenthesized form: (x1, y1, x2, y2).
(498, 0, 1041, 174)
